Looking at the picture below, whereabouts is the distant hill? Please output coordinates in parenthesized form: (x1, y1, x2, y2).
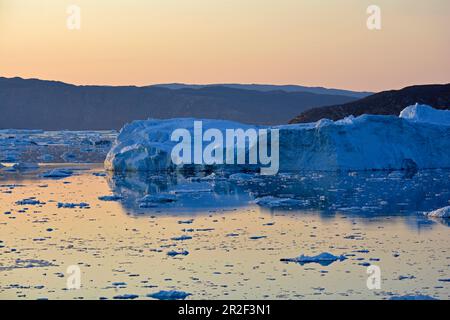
(0, 77, 359, 130)
(289, 84, 450, 124)
(152, 83, 372, 98)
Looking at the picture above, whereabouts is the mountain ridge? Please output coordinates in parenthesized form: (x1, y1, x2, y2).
(0, 76, 359, 130)
(289, 84, 450, 124)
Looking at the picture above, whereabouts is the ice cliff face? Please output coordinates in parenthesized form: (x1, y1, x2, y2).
(105, 104, 450, 172)
(105, 118, 257, 172)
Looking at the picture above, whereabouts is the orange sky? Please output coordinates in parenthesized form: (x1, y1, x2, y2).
(0, 0, 449, 92)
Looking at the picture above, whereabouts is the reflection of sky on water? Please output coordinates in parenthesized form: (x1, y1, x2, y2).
(107, 169, 450, 224)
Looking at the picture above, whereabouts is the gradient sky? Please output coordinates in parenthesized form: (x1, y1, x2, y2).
(0, 0, 449, 91)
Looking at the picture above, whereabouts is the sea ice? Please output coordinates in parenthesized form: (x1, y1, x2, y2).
(254, 196, 308, 208)
(98, 195, 123, 201)
(57, 202, 90, 209)
(15, 198, 45, 205)
(12, 162, 39, 171)
(41, 169, 73, 178)
(167, 250, 189, 257)
(389, 294, 438, 300)
(146, 290, 191, 300)
(281, 252, 347, 266)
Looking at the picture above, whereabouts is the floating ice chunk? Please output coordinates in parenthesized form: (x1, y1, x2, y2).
(92, 172, 107, 177)
(12, 162, 39, 171)
(98, 195, 122, 201)
(57, 202, 90, 209)
(281, 252, 347, 266)
(167, 250, 189, 257)
(400, 103, 450, 126)
(426, 206, 450, 218)
(229, 173, 255, 181)
(16, 198, 45, 205)
(177, 219, 194, 224)
(389, 295, 438, 300)
(254, 196, 309, 208)
(113, 294, 139, 300)
(146, 290, 191, 300)
(171, 235, 192, 241)
(42, 169, 73, 178)
(139, 193, 177, 205)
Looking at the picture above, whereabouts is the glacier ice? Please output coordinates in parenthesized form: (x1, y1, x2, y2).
(400, 103, 450, 126)
(105, 104, 450, 172)
(426, 206, 450, 218)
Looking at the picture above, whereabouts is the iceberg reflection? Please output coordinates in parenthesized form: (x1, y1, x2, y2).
(107, 169, 450, 220)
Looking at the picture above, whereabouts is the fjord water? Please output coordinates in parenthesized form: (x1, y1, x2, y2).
(0, 164, 448, 299)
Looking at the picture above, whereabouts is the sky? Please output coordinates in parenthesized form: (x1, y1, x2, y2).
(0, 0, 449, 92)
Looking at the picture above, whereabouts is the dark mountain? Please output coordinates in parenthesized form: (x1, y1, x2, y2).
(152, 83, 372, 98)
(289, 84, 450, 124)
(0, 77, 358, 130)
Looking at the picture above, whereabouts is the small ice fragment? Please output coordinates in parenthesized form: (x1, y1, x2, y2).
(113, 294, 139, 300)
(42, 169, 73, 179)
(171, 235, 192, 241)
(98, 195, 122, 201)
(389, 295, 438, 300)
(146, 290, 191, 300)
(57, 202, 90, 209)
(281, 252, 347, 266)
(254, 196, 308, 208)
(16, 198, 45, 206)
(167, 250, 189, 257)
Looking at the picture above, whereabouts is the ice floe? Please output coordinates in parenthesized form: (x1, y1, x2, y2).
(167, 250, 189, 257)
(281, 252, 347, 266)
(254, 196, 309, 209)
(98, 195, 123, 201)
(41, 169, 73, 178)
(57, 202, 90, 209)
(389, 294, 438, 300)
(146, 290, 191, 300)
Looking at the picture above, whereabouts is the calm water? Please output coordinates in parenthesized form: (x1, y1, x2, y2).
(0, 164, 449, 299)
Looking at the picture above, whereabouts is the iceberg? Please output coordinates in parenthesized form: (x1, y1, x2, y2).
(426, 206, 450, 218)
(105, 105, 450, 172)
(399, 103, 450, 126)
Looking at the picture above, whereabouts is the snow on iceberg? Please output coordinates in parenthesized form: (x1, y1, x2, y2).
(105, 105, 450, 172)
(281, 252, 347, 266)
(426, 206, 450, 218)
(399, 103, 450, 126)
